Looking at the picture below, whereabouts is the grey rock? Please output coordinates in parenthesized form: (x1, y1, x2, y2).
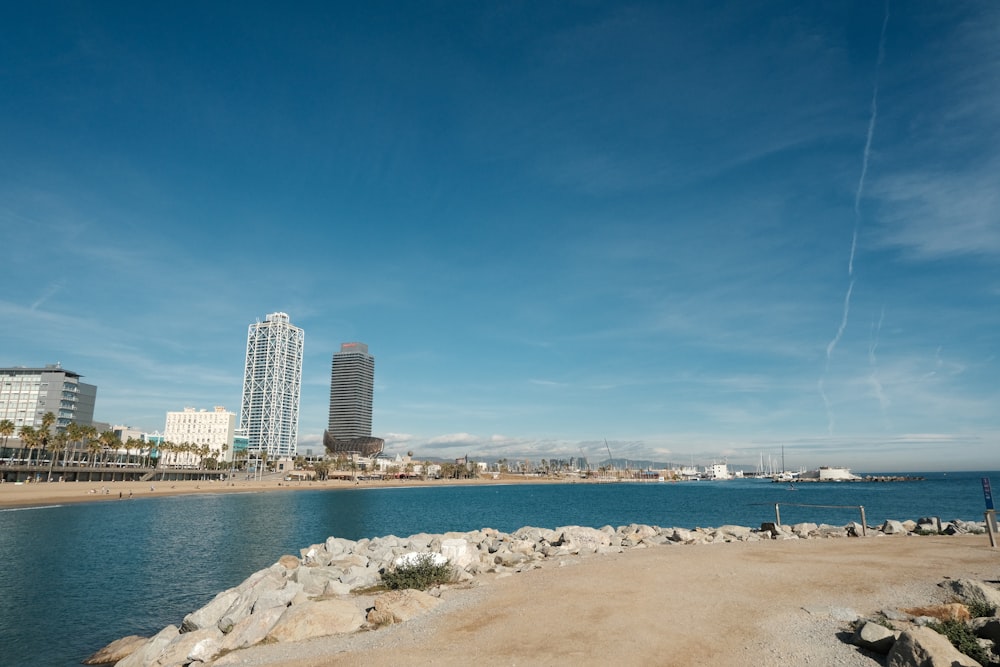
(943, 579, 1000, 610)
(292, 565, 345, 595)
(114, 625, 179, 667)
(252, 581, 303, 613)
(150, 628, 221, 667)
(216, 605, 284, 653)
(887, 626, 983, 666)
(918, 516, 942, 532)
(554, 526, 612, 554)
(791, 522, 818, 537)
(217, 571, 285, 632)
(369, 589, 443, 623)
(717, 525, 753, 539)
(266, 599, 365, 643)
(181, 589, 240, 633)
(852, 621, 898, 654)
(881, 520, 907, 535)
(83, 635, 148, 665)
(971, 616, 1000, 642)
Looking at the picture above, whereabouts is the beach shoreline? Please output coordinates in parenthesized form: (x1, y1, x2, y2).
(0, 474, 576, 510)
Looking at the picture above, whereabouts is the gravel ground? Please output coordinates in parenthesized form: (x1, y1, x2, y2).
(211, 534, 999, 666)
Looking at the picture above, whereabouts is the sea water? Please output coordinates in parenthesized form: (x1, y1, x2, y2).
(0, 471, 995, 666)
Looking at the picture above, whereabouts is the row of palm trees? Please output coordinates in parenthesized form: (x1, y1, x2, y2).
(0, 414, 239, 479)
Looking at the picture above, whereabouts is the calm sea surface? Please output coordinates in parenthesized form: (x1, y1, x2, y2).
(1, 471, 996, 666)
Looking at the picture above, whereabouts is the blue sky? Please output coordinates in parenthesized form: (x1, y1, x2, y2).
(2, 1, 998, 472)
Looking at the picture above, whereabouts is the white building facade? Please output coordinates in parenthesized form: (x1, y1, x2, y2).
(240, 312, 304, 460)
(162, 406, 236, 467)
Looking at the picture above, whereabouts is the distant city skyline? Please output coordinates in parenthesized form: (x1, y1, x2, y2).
(1, 2, 998, 472)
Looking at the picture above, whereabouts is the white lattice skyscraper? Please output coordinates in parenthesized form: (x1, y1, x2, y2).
(240, 312, 304, 460)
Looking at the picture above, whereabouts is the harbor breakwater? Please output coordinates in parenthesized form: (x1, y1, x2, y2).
(90, 514, 991, 667)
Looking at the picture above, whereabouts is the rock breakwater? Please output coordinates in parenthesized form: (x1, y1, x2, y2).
(90, 516, 990, 667)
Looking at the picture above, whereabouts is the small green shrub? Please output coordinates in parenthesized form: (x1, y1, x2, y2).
(928, 619, 988, 665)
(966, 597, 997, 618)
(871, 614, 895, 630)
(381, 554, 453, 591)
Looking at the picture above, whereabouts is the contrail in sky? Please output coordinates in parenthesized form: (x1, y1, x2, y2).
(849, 2, 890, 276)
(30, 282, 63, 311)
(868, 306, 889, 425)
(822, 1, 889, 434)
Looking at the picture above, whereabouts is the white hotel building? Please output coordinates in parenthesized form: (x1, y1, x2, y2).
(162, 406, 236, 467)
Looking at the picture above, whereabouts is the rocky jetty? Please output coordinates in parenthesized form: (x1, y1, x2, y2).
(88, 516, 991, 667)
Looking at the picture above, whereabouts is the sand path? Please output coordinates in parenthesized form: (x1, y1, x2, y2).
(213, 535, 999, 666)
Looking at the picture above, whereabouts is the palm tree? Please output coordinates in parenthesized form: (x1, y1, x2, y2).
(159, 441, 175, 480)
(87, 436, 102, 467)
(78, 425, 98, 466)
(19, 426, 39, 466)
(98, 430, 119, 466)
(65, 423, 83, 465)
(124, 437, 141, 467)
(221, 443, 230, 471)
(47, 430, 69, 481)
(35, 412, 56, 467)
(0, 419, 14, 458)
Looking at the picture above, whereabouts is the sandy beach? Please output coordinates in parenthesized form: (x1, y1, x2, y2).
(0, 474, 561, 509)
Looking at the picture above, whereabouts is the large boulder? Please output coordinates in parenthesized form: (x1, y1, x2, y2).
(441, 538, 475, 568)
(83, 635, 147, 665)
(917, 516, 942, 533)
(791, 522, 818, 537)
(253, 581, 303, 613)
(181, 589, 240, 632)
(971, 616, 1000, 643)
(881, 520, 907, 535)
(215, 605, 285, 653)
(266, 599, 365, 643)
(852, 621, 897, 654)
(942, 579, 1000, 611)
(292, 564, 346, 595)
(555, 526, 612, 554)
(150, 627, 222, 667)
(716, 525, 753, 540)
(886, 626, 983, 667)
(217, 571, 286, 632)
(368, 589, 442, 623)
(114, 625, 180, 667)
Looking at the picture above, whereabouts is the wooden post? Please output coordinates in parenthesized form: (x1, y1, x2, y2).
(859, 506, 867, 537)
(775, 503, 781, 527)
(986, 510, 997, 549)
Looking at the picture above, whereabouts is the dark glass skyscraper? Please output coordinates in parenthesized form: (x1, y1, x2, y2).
(327, 342, 374, 439)
(324, 342, 383, 457)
